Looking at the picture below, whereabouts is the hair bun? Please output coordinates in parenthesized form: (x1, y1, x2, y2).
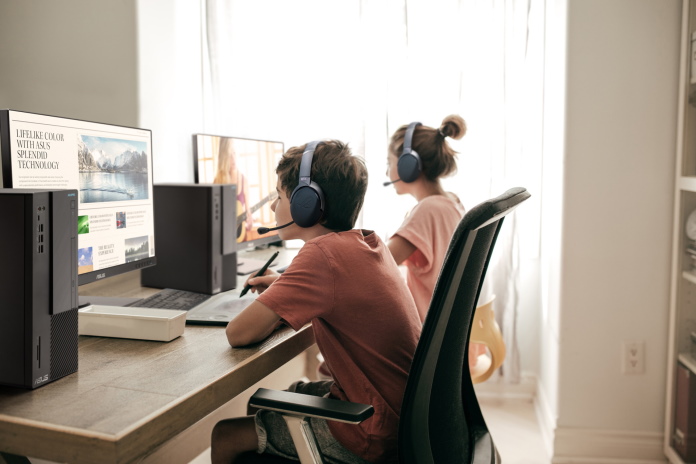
(439, 114, 467, 140)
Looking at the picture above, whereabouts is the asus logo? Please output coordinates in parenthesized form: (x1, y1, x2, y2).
(96, 273, 106, 280)
(34, 374, 48, 385)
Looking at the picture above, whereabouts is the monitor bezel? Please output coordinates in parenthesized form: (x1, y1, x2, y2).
(0, 109, 157, 286)
(192, 133, 284, 251)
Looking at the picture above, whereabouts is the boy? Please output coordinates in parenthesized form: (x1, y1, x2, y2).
(211, 140, 421, 464)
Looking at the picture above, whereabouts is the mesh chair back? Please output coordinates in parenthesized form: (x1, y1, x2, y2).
(398, 187, 530, 464)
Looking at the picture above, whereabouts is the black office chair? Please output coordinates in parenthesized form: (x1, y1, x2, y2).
(245, 187, 531, 464)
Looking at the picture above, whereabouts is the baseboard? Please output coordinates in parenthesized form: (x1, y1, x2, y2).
(475, 373, 669, 464)
(552, 427, 667, 464)
(529, 376, 667, 464)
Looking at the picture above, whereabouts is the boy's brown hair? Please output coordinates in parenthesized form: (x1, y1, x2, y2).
(276, 140, 367, 231)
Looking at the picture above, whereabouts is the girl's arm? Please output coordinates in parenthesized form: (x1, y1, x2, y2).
(388, 235, 417, 265)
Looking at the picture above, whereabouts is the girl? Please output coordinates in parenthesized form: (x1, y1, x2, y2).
(386, 115, 488, 368)
(386, 115, 467, 321)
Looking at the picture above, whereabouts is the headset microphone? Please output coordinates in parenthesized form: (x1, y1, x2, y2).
(257, 221, 295, 234)
(383, 179, 402, 187)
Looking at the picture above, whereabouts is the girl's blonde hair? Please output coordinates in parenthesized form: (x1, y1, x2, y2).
(213, 138, 235, 184)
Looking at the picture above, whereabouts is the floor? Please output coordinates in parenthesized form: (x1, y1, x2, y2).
(189, 396, 550, 464)
(478, 396, 550, 464)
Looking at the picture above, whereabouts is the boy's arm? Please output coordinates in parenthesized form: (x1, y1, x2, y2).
(244, 270, 280, 295)
(226, 299, 282, 347)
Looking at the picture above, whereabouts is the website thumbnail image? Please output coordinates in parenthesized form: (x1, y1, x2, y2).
(78, 232, 153, 276)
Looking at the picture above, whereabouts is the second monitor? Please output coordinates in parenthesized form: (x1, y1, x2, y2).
(193, 134, 284, 273)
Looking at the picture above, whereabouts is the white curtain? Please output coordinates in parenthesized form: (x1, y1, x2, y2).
(203, 0, 543, 383)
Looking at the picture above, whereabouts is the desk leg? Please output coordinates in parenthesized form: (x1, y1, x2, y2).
(0, 452, 31, 464)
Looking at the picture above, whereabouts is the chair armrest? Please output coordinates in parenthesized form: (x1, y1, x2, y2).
(249, 388, 374, 424)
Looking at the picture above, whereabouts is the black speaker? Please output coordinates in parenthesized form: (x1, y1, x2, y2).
(0, 189, 79, 389)
(141, 184, 238, 294)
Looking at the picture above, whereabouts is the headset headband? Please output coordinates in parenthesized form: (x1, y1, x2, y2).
(300, 140, 322, 184)
(403, 122, 422, 155)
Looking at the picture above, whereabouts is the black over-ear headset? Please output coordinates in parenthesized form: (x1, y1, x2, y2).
(397, 122, 423, 183)
(290, 140, 325, 228)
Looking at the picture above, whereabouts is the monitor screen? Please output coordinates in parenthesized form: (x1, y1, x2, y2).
(193, 134, 284, 250)
(0, 110, 156, 285)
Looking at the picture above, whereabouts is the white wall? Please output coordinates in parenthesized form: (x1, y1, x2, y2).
(538, 0, 567, 453)
(0, 0, 138, 127)
(0, 0, 206, 184)
(136, 0, 205, 184)
(541, 1, 680, 461)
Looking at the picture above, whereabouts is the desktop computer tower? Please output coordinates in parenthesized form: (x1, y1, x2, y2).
(141, 184, 237, 294)
(0, 189, 79, 389)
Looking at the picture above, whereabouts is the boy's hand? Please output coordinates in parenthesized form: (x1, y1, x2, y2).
(245, 269, 280, 294)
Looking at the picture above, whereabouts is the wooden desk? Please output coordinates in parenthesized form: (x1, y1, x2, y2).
(0, 247, 314, 464)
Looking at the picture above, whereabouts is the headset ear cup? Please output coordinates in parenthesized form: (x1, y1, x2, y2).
(397, 151, 421, 183)
(290, 183, 324, 228)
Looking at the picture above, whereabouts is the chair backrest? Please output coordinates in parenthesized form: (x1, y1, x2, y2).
(398, 187, 530, 464)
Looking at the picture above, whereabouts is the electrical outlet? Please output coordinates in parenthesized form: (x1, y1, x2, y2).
(622, 341, 645, 375)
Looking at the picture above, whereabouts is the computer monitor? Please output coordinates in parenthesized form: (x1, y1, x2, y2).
(0, 109, 156, 286)
(193, 134, 284, 251)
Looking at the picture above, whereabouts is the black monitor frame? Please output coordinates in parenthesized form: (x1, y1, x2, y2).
(192, 133, 284, 251)
(0, 109, 156, 286)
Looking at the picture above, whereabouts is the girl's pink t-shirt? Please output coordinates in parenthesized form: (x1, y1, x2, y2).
(392, 194, 465, 321)
(258, 229, 421, 463)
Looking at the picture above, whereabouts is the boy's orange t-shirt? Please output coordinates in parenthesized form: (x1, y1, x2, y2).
(392, 194, 465, 321)
(257, 229, 421, 463)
